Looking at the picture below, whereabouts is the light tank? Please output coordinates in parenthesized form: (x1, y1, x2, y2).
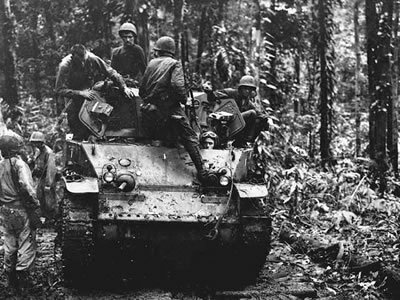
(57, 85, 272, 288)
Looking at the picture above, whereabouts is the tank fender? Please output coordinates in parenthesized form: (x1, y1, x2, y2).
(62, 177, 99, 194)
(234, 183, 268, 198)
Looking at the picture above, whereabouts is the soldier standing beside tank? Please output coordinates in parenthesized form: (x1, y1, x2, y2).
(139, 36, 212, 184)
(0, 133, 39, 295)
(55, 44, 135, 140)
(29, 131, 57, 221)
(204, 75, 263, 147)
(111, 22, 147, 86)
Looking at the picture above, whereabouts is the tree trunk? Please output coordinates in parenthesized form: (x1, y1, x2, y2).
(252, 0, 261, 88)
(366, 0, 378, 158)
(195, 6, 207, 74)
(269, 0, 278, 109)
(318, 0, 330, 167)
(295, 1, 302, 113)
(0, 0, 18, 107)
(173, 0, 184, 60)
(354, 0, 361, 157)
(382, 0, 395, 173)
(30, 0, 42, 102)
(391, 0, 399, 176)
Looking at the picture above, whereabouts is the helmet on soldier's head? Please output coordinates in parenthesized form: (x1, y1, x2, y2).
(0, 133, 24, 158)
(119, 22, 137, 37)
(238, 75, 257, 89)
(29, 131, 45, 143)
(200, 131, 219, 149)
(153, 36, 176, 56)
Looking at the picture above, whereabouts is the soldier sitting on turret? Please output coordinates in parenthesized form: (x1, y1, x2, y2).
(204, 75, 266, 147)
(139, 36, 214, 185)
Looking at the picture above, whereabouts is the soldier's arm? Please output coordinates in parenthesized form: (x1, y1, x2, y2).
(137, 46, 147, 75)
(170, 61, 186, 104)
(110, 48, 119, 71)
(16, 159, 40, 206)
(45, 151, 57, 186)
(55, 59, 81, 99)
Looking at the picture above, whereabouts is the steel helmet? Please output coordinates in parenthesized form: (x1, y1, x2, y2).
(153, 36, 175, 56)
(29, 131, 45, 143)
(119, 22, 137, 37)
(238, 75, 257, 89)
(0, 132, 24, 157)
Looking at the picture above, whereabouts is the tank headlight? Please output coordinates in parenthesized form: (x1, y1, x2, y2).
(103, 172, 115, 183)
(219, 175, 230, 186)
(218, 167, 232, 177)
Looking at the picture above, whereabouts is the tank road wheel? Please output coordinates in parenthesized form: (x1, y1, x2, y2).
(59, 191, 97, 287)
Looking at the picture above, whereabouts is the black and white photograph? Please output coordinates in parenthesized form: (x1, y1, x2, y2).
(0, 0, 399, 299)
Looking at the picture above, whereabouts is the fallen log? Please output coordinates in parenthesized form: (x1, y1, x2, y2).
(279, 224, 400, 297)
(279, 224, 341, 265)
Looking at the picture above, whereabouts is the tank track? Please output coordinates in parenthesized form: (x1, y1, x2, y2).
(59, 191, 96, 287)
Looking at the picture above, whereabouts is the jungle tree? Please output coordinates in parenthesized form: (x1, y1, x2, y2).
(0, 0, 18, 107)
(366, 0, 395, 173)
(318, 0, 336, 167)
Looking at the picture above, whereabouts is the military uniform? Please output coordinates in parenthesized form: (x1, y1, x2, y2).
(0, 155, 39, 291)
(209, 88, 258, 144)
(55, 51, 126, 140)
(32, 144, 57, 219)
(139, 55, 198, 147)
(111, 44, 147, 84)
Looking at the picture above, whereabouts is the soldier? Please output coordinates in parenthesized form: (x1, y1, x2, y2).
(55, 44, 135, 140)
(111, 22, 147, 86)
(29, 131, 57, 221)
(204, 75, 263, 147)
(139, 36, 212, 184)
(0, 133, 40, 295)
(200, 131, 219, 149)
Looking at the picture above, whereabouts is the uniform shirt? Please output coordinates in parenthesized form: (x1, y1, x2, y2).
(139, 55, 186, 113)
(33, 145, 56, 187)
(56, 51, 125, 96)
(55, 51, 126, 138)
(111, 45, 147, 82)
(55, 51, 126, 110)
(0, 156, 37, 204)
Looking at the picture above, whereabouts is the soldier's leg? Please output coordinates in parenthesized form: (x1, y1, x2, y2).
(16, 214, 37, 292)
(0, 209, 19, 291)
(241, 109, 257, 142)
(16, 216, 37, 271)
(172, 108, 216, 185)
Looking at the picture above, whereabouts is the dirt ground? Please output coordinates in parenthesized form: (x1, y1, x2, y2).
(0, 223, 390, 300)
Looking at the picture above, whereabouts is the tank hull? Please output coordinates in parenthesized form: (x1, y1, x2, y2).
(58, 140, 272, 288)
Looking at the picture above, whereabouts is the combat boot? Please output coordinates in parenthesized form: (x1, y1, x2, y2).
(186, 143, 217, 185)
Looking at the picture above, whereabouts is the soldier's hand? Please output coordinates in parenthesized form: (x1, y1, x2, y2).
(123, 86, 136, 100)
(78, 90, 97, 101)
